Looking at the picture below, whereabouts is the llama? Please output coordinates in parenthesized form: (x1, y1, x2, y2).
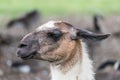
(93, 14, 103, 33)
(98, 60, 120, 71)
(17, 21, 110, 80)
(96, 60, 120, 80)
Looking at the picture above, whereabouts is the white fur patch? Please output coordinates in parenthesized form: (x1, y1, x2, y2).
(50, 42, 95, 80)
(36, 20, 61, 31)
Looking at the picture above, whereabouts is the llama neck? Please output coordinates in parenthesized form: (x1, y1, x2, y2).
(50, 42, 95, 80)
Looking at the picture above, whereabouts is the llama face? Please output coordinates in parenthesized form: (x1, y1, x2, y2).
(17, 21, 78, 64)
(17, 21, 110, 64)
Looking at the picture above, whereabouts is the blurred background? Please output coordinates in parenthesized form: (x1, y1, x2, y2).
(0, 0, 120, 80)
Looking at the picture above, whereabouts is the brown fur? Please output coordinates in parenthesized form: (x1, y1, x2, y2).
(55, 21, 73, 31)
(37, 22, 83, 72)
(59, 40, 82, 72)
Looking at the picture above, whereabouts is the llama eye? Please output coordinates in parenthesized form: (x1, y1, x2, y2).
(47, 29, 63, 41)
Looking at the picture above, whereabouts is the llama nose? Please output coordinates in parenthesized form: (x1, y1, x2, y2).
(17, 50, 22, 57)
(17, 43, 29, 57)
(18, 43, 28, 48)
(17, 48, 28, 58)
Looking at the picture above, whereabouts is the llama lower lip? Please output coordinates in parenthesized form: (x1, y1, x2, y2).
(21, 52, 37, 60)
(21, 54, 33, 60)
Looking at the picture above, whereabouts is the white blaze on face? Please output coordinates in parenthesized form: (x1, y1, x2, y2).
(36, 21, 62, 31)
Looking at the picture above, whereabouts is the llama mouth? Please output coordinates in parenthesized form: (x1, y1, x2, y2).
(21, 51, 37, 60)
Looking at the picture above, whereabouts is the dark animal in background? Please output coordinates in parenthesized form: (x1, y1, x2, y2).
(96, 60, 120, 80)
(0, 34, 13, 45)
(98, 60, 120, 71)
(7, 10, 40, 29)
(93, 14, 104, 33)
(10, 60, 41, 73)
(0, 34, 13, 62)
(10, 60, 31, 73)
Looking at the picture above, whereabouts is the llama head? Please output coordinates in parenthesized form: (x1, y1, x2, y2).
(17, 21, 110, 64)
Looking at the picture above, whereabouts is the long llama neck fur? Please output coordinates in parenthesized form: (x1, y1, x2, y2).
(50, 41, 95, 80)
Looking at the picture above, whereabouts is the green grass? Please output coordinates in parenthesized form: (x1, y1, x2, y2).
(0, 0, 120, 17)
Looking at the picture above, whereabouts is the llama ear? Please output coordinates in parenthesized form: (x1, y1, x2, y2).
(71, 29, 110, 41)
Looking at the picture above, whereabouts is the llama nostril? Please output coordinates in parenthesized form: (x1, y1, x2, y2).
(18, 43, 28, 48)
(17, 50, 22, 57)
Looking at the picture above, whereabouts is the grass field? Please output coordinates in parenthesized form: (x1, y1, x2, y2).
(0, 0, 120, 17)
